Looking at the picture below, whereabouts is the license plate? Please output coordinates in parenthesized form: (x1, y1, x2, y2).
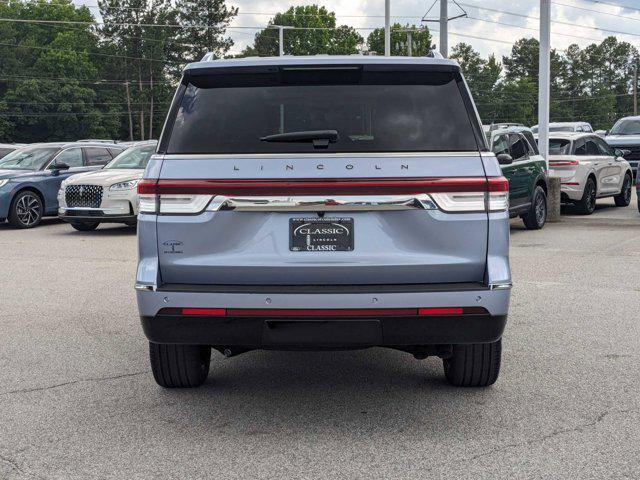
(290, 217, 354, 252)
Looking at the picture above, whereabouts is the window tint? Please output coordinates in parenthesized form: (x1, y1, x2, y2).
(574, 139, 587, 155)
(522, 131, 539, 155)
(53, 148, 83, 168)
(594, 137, 613, 156)
(84, 147, 112, 166)
(585, 140, 600, 156)
(549, 139, 571, 155)
(0, 147, 15, 159)
(509, 134, 528, 161)
(166, 71, 479, 154)
(491, 134, 509, 156)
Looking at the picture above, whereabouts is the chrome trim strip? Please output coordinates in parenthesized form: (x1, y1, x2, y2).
(489, 282, 512, 290)
(206, 194, 437, 212)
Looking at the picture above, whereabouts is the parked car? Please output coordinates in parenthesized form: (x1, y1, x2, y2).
(135, 55, 511, 389)
(0, 142, 125, 228)
(604, 116, 640, 176)
(490, 128, 548, 229)
(547, 133, 633, 214)
(58, 140, 157, 231)
(531, 121, 594, 134)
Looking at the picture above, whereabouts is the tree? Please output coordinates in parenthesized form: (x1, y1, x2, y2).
(367, 24, 432, 56)
(450, 43, 501, 124)
(175, 0, 238, 63)
(241, 5, 363, 57)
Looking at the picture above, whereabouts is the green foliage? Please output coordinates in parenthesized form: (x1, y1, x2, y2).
(240, 5, 362, 57)
(0, 1, 638, 142)
(455, 37, 639, 130)
(367, 24, 432, 56)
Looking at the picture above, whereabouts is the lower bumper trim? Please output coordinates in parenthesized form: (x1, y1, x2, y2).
(141, 313, 507, 348)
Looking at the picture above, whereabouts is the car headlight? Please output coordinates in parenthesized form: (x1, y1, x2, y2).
(110, 180, 138, 191)
(0, 179, 9, 188)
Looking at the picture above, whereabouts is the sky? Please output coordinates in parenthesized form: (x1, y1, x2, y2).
(222, 0, 640, 58)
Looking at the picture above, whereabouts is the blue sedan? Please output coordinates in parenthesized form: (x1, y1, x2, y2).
(0, 142, 124, 228)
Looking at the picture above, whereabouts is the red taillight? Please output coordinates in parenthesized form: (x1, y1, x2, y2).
(136, 177, 503, 196)
(487, 176, 509, 192)
(418, 307, 463, 316)
(138, 178, 158, 194)
(549, 160, 579, 167)
(181, 308, 226, 316)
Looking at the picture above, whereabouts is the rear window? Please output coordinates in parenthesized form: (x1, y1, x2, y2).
(549, 139, 571, 155)
(166, 69, 479, 154)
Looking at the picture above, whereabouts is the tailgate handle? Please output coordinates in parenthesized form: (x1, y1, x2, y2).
(207, 194, 437, 212)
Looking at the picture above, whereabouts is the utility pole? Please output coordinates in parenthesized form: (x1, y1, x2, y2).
(396, 28, 422, 56)
(440, 0, 448, 57)
(634, 64, 638, 116)
(269, 25, 293, 56)
(384, 0, 390, 56)
(538, 0, 551, 166)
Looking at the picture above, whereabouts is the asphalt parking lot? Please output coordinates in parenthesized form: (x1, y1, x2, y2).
(1, 198, 640, 480)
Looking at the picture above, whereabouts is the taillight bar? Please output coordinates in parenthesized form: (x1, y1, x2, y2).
(549, 160, 579, 167)
(138, 177, 508, 196)
(159, 307, 488, 317)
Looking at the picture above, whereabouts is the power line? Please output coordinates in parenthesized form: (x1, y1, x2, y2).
(0, 40, 180, 64)
(458, 1, 640, 40)
(553, 0, 640, 21)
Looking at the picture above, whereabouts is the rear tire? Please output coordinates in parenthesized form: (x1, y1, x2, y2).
(522, 186, 547, 230)
(575, 177, 597, 215)
(443, 339, 502, 387)
(614, 173, 632, 207)
(70, 221, 100, 231)
(149, 343, 211, 388)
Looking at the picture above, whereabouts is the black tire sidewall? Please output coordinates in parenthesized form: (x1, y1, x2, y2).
(9, 191, 43, 228)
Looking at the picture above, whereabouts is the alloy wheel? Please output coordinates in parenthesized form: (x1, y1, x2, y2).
(15, 193, 41, 227)
(623, 176, 632, 203)
(535, 193, 546, 226)
(586, 183, 596, 213)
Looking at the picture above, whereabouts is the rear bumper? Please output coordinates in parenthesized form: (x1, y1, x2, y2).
(137, 284, 510, 347)
(141, 313, 507, 347)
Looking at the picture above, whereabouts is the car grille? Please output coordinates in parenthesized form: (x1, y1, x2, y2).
(65, 185, 103, 208)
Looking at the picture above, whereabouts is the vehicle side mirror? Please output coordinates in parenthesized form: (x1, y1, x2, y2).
(53, 162, 70, 171)
(616, 148, 631, 157)
(496, 153, 513, 165)
(595, 130, 607, 137)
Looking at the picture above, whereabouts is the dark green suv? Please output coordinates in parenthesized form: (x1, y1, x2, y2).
(490, 128, 548, 230)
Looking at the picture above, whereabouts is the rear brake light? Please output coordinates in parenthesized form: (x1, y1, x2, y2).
(138, 177, 509, 214)
(138, 179, 212, 214)
(549, 160, 579, 166)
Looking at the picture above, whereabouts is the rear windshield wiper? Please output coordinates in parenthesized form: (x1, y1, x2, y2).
(260, 130, 338, 149)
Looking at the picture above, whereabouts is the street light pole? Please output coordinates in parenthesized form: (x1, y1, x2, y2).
(269, 25, 293, 56)
(538, 0, 551, 166)
(440, 0, 448, 57)
(384, 0, 391, 56)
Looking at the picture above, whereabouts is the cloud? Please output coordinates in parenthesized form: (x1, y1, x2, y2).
(225, 0, 640, 58)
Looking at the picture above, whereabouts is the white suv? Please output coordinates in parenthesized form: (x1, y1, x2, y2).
(58, 141, 157, 230)
(547, 133, 633, 214)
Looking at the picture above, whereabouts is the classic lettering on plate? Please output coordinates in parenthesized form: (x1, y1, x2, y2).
(290, 218, 354, 252)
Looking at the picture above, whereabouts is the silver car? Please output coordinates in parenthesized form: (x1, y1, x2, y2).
(135, 56, 512, 388)
(548, 132, 633, 214)
(604, 116, 640, 175)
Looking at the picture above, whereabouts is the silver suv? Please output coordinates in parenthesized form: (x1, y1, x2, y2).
(135, 56, 511, 388)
